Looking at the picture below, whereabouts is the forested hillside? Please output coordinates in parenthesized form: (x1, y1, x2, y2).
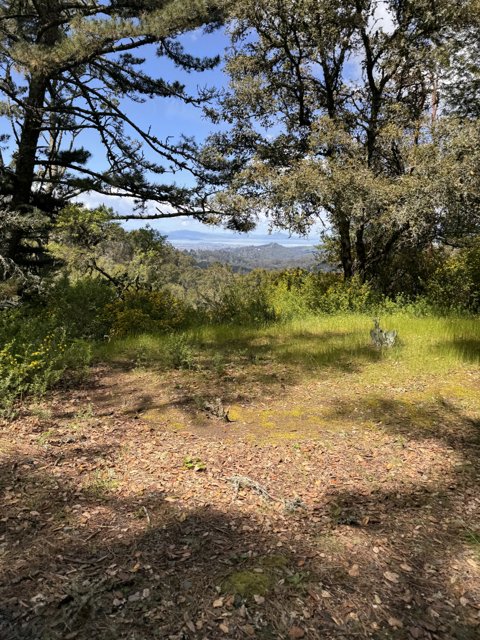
(187, 243, 319, 272)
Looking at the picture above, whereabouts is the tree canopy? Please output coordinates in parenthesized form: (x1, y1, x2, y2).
(0, 0, 224, 276)
(202, 0, 480, 283)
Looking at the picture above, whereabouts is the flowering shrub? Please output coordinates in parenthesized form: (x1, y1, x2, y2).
(0, 314, 91, 416)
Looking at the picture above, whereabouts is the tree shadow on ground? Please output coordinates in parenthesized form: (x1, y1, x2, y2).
(323, 395, 480, 461)
(435, 338, 480, 365)
(1, 436, 480, 640)
(87, 329, 385, 429)
(195, 327, 383, 375)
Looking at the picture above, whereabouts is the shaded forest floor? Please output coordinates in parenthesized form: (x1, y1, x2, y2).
(1, 317, 480, 639)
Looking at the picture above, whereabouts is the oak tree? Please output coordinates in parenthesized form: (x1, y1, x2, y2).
(203, 0, 479, 284)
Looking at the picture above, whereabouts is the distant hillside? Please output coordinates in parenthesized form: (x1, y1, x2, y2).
(166, 228, 316, 249)
(185, 242, 326, 272)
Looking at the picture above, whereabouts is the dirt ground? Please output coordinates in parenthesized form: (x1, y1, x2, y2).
(1, 362, 480, 639)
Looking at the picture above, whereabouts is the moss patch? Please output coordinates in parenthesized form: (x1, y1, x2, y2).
(222, 570, 273, 598)
(222, 555, 290, 598)
(258, 554, 289, 570)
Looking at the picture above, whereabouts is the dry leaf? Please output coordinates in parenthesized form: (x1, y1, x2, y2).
(384, 571, 399, 583)
(288, 626, 305, 639)
(388, 617, 403, 628)
(242, 624, 256, 637)
(213, 598, 224, 608)
(348, 564, 360, 577)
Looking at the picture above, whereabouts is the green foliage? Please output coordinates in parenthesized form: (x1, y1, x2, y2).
(165, 334, 196, 369)
(52, 206, 195, 295)
(313, 276, 381, 314)
(268, 271, 382, 318)
(0, 1, 222, 279)
(45, 276, 116, 340)
(193, 265, 277, 324)
(0, 312, 91, 416)
(183, 456, 207, 471)
(206, 0, 480, 285)
(427, 241, 480, 313)
(107, 290, 189, 337)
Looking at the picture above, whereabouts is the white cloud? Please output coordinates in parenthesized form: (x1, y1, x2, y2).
(76, 190, 325, 241)
(370, 1, 395, 35)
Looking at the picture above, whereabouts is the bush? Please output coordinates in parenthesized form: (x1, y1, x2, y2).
(194, 268, 277, 325)
(165, 334, 196, 369)
(269, 279, 311, 321)
(316, 276, 382, 314)
(107, 289, 189, 337)
(426, 241, 480, 313)
(46, 276, 116, 339)
(0, 312, 91, 416)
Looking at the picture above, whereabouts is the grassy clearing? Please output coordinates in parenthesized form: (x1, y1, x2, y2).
(93, 313, 480, 444)
(98, 313, 480, 379)
(3, 313, 480, 640)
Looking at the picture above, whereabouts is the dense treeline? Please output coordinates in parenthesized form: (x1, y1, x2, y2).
(187, 244, 317, 273)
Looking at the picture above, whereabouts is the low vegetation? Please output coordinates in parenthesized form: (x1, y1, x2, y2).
(1, 221, 480, 416)
(1, 225, 479, 640)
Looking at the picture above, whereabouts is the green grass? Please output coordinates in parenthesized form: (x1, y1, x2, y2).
(97, 313, 480, 380)
(94, 312, 480, 443)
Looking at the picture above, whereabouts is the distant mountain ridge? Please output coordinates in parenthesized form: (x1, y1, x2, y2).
(166, 228, 316, 248)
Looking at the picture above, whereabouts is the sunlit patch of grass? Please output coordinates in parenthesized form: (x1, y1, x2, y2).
(82, 468, 118, 499)
(37, 428, 56, 445)
(464, 530, 480, 558)
(95, 313, 480, 442)
(98, 314, 480, 379)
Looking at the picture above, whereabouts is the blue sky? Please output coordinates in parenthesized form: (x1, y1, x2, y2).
(0, 3, 396, 244)
(73, 25, 323, 242)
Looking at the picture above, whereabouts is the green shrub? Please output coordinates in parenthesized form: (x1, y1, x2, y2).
(46, 276, 116, 339)
(0, 313, 91, 416)
(315, 276, 381, 314)
(427, 241, 480, 313)
(268, 271, 384, 317)
(196, 270, 277, 325)
(165, 333, 196, 369)
(107, 289, 189, 337)
(269, 279, 310, 321)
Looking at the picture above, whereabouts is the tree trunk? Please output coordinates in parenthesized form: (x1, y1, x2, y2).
(6, 75, 48, 262)
(355, 224, 366, 283)
(8, 3, 60, 264)
(12, 76, 48, 210)
(338, 216, 353, 279)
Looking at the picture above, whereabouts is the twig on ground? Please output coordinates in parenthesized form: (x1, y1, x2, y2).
(229, 475, 278, 502)
(142, 505, 151, 527)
